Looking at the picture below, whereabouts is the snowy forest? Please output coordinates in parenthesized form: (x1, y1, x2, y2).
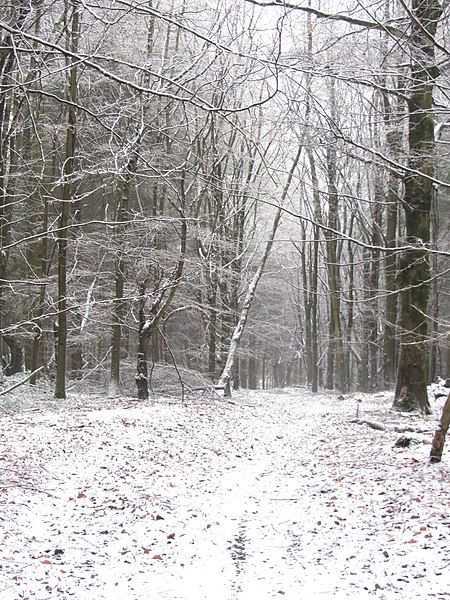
(2, 2, 450, 598)
(0, 0, 449, 409)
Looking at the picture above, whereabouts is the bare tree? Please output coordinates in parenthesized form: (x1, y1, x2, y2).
(394, 0, 443, 414)
(54, 0, 80, 399)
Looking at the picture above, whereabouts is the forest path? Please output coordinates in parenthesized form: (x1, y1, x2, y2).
(210, 391, 443, 600)
(0, 389, 449, 599)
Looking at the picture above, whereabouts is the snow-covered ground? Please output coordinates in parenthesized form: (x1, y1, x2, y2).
(1, 385, 449, 599)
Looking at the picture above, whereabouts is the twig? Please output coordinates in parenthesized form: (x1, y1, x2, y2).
(0, 482, 59, 498)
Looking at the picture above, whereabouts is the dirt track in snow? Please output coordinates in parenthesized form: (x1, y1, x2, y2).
(1, 389, 449, 599)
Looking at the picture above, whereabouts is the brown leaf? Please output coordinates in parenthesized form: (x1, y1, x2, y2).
(152, 554, 163, 560)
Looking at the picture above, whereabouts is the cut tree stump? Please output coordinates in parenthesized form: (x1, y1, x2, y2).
(430, 391, 450, 463)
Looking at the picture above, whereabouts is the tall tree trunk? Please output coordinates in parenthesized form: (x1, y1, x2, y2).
(109, 155, 136, 396)
(218, 145, 302, 396)
(430, 391, 450, 463)
(383, 179, 399, 385)
(306, 149, 321, 393)
(428, 187, 439, 381)
(55, 0, 80, 399)
(206, 275, 218, 380)
(248, 333, 257, 389)
(30, 189, 50, 383)
(325, 142, 346, 392)
(394, 0, 442, 414)
(359, 197, 381, 392)
(135, 202, 187, 400)
(3, 334, 24, 375)
(381, 5, 403, 387)
(0, 0, 29, 375)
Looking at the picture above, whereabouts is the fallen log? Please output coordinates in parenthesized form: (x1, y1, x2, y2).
(0, 366, 45, 396)
(350, 418, 386, 431)
(350, 418, 432, 435)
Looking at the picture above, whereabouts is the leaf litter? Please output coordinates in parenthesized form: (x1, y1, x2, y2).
(0, 385, 449, 599)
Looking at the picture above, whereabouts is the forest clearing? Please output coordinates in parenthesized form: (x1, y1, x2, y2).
(1, 382, 449, 599)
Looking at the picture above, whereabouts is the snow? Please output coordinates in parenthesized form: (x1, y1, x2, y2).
(1, 386, 449, 599)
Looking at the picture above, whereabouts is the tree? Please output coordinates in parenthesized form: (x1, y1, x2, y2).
(430, 391, 450, 462)
(0, 0, 30, 375)
(54, 0, 80, 399)
(394, 0, 443, 414)
(0, 0, 448, 399)
(135, 193, 187, 400)
(218, 144, 303, 396)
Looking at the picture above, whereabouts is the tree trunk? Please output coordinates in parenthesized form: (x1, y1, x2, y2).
(218, 144, 302, 395)
(430, 392, 450, 463)
(381, 12, 403, 387)
(394, 0, 442, 414)
(428, 188, 439, 382)
(383, 182, 399, 385)
(248, 343, 257, 390)
(3, 334, 24, 376)
(360, 249, 371, 392)
(207, 276, 218, 380)
(306, 149, 321, 393)
(262, 351, 266, 390)
(109, 157, 136, 396)
(369, 181, 382, 388)
(134, 197, 187, 399)
(30, 144, 53, 384)
(135, 351, 150, 401)
(446, 333, 450, 379)
(55, 0, 79, 399)
(325, 142, 346, 392)
(0, 2, 29, 379)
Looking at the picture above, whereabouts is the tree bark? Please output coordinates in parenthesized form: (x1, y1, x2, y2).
(380, 10, 403, 387)
(394, 0, 442, 414)
(3, 334, 24, 376)
(306, 149, 321, 392)
(109, 155, 136, 396)
(430, 392, 450, 463)
(383, 182, 399, 385)
(30, 146, 52, 384)
(248, 337, 257, 390)
(0, 1, 29, 377)
(54, 0, 80, 399)
(324, 140, 346, 392)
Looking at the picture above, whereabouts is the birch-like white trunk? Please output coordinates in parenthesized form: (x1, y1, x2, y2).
(218, 145, 303, 396)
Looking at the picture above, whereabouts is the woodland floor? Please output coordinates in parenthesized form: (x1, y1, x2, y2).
(0, 382, 449, 600)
